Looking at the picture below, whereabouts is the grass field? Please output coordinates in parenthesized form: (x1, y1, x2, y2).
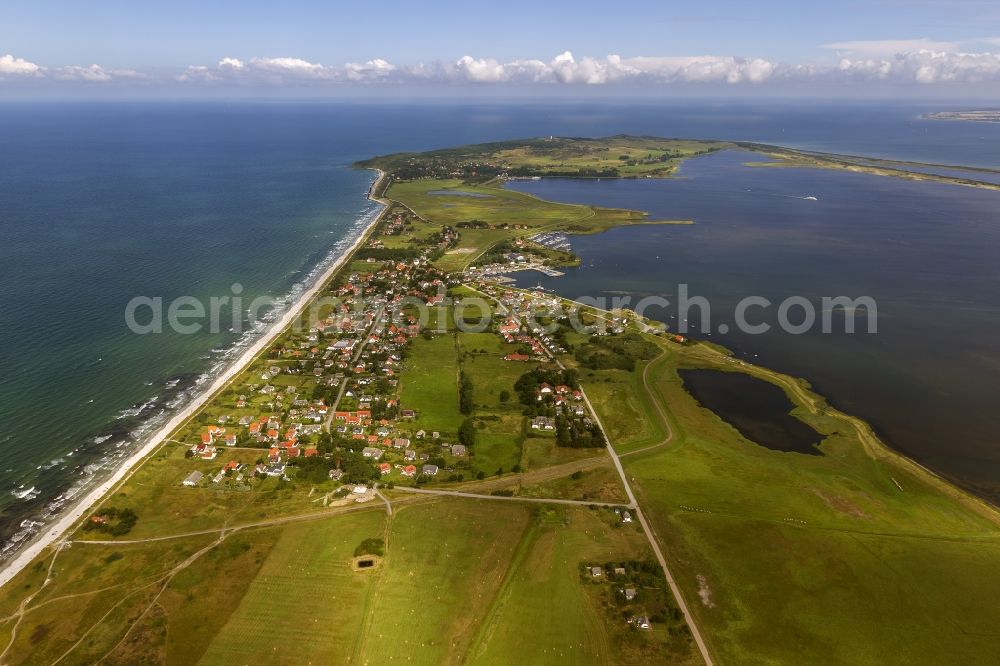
(399, 332, 462, 435)
(385, 179, 680, 271)
(453, 333, 538, 475)
(488, 138, 728, 178)
(360, 136, 732, 181)
(520, 436, 603, 471)
(68, 444, 341, 542)
(0, 533, 221, 663)
(466, 505, 694, 665)
(516, 463, 629, 504)
(356, 500, 532, 664)
(201, 510, 386, 664)
(472, 430, 523, 476)
(578, 366, 669, 454)
(582, 333, 1000, 664)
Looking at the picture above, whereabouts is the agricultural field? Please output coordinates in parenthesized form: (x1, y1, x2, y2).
(465, 504, 695, 665)
(356, 500, 532, 663)
(359, 136, 731, 180)
(200, 510, 386, 664)
(398, 332, 462, 435)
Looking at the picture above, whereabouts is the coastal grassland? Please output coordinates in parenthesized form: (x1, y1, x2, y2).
(354, 500, 532, 663)
(521, 436, 605, 471)
(741, 144, 1000, 190)
(488, 137, 729, 178)
(577, 366, 669, 455)
(456, 332, 535, 475)
(514, 462, 629, 505)
(69, 444, 334, 541)
(399, 331, 462, 434)
(384, 179, 682, 271)
(588, 332, 1000, 663)
(2, 512, 401, 663)
(358, 136, 731, 180)
(466, 505, 696, 665)
(0, 534, 218, 664)
(200, 510, 386, 664)
(389, 178, 663, 231)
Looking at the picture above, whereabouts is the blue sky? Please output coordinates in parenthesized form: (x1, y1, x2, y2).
(3, 0, 1000, 95)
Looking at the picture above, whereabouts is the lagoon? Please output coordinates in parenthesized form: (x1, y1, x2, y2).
(509, 150, 1000, 501)
(678, 369, 822, 455)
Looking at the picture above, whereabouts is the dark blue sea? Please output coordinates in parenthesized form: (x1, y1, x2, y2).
(1, 100, 998, 550)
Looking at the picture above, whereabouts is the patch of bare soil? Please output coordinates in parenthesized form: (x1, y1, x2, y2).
(812, 488, 869, 519)
(696, 574, 715, 608)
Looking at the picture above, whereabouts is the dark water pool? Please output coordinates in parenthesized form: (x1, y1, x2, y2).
(678, 369, 823, 455)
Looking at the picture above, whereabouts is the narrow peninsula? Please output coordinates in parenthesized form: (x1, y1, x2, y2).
(1, 136, 998, 665)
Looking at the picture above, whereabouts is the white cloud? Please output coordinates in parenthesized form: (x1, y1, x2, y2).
(622, 55, 777, 84)
(453, 55, 510, 83)
(176, 65, 218, 83)
(415, 52, 781, 86)
(0, 54, 42, 77)
(836, 49, 1000, 83)
(824, 38, 958, 56)
(176, 56, 333, 84)
(52, 64, 142, 82)
(8, 47, 1000, 89)
(343, 58, 395, 81)
(248, 56, 333, 79)
(218, 57, 244, 70)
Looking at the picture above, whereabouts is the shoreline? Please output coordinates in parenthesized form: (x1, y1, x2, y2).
(0, 169, 388, 590)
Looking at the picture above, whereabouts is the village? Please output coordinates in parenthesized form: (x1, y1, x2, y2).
(157, 188, 695, 648)
(176, 206, 638, 501)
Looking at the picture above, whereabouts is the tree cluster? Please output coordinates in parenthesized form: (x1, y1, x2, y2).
(82, 507, 138, 537)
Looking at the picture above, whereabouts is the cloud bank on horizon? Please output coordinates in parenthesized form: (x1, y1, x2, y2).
(4, 43, 1000, 89)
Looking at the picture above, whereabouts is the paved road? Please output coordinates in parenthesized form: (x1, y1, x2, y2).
(578, 376, 715, 666)
(464, 282, 714, 664)
(324, 305, 387, 432)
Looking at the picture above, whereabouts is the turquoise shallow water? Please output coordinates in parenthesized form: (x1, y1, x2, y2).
(1, 99, 998, 552)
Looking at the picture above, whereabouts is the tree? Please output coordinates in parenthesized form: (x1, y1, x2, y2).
(499, 389, 511, 403)
(459, 371, 474, 415)
(459, 418, 477, 447)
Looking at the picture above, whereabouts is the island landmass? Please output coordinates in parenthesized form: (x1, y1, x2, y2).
(925, 110, 1000, 123)
(1, 137, 998, 665)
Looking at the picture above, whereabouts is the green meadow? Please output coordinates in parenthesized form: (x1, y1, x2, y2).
(0, 498, 682, 664)
(582, 331, 1000, 664)
(385, 178, 682, 271)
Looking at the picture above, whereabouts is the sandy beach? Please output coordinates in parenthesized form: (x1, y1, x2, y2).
(0, 170, 387, 590)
